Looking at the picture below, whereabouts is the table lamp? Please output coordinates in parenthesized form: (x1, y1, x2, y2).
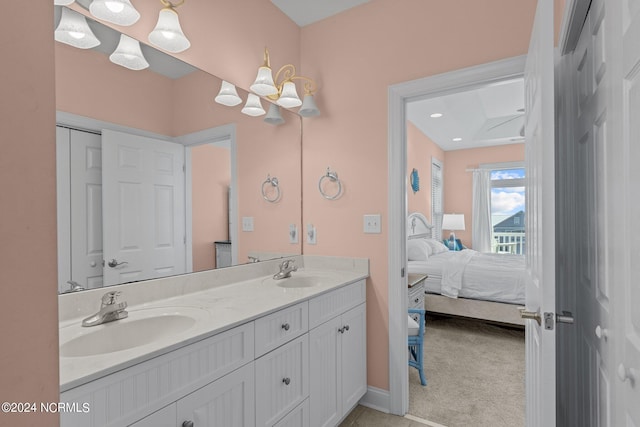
(441, 213, 465, 250)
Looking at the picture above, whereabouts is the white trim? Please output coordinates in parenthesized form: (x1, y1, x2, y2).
(559, 0, 592, 55)
(56, 126, 71, 294)
(359, 386, 391, 414)
(56, 111, 173, 141)
(404, 414, 449, 427)
(387, 55, 526, 415)
(479, 160, 525, 170)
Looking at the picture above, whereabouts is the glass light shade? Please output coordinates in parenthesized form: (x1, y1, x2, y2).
(276, 81, 302, 108)
(298, 94, 320, 117)
(214, 81, 242, 106)
(109, 34, 149, 70)
(55, 8, 101, 49)
(264, 104, 285, 125)
(54, 0, 75, 5)
(250, 66, 278, 96)
(148, 8, 191, 53)
(89, 0, 140, 26)
(241, 94, 266, 117)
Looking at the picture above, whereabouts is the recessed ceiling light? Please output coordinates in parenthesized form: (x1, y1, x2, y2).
(452, 137, 462, 142)
(430, 113, 443, 118)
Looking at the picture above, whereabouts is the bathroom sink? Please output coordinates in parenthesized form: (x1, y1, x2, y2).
(60, 306, 209, 357)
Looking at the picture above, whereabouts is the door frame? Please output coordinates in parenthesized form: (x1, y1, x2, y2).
(386, 56, 526, 414)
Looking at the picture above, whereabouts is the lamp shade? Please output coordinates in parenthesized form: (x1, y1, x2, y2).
(55, 8, 101, 49)
(276, 81, 302, 108)
(148, 7, 190, 53)
(298, 94, 320, 117)
(89, 0, 140, 26)
(250, 66, 277, 96)
(441, 214, 466, 231)
(264, 104, 285, 125)
(109, 34, 149, 70)
(215, 81, 242, 106)
(241, 94, 266, 117)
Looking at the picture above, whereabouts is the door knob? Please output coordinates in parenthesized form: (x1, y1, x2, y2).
(107, 259, 128, 268)
(182, 421, 194, 427)
(595, 325, 608, 340)
(617, 363, 638, 383)
(518, 307, 541, 325)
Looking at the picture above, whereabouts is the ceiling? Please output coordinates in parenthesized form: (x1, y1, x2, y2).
(406, 78, 525, 151)
(271, 0, 371, 26)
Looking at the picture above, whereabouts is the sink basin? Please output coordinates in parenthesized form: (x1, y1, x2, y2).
(60, 306, 209, 358)
(262, 272, 337, 289)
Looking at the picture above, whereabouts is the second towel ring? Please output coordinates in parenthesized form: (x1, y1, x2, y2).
(262, 174, 281, 203)
(318, 167, 343, 200)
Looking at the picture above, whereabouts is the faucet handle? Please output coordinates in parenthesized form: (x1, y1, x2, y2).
(101, 291, 122, 305)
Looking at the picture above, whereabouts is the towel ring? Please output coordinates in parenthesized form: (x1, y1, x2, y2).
(318, 167, 343, 200)
(262, 174, 281, 203)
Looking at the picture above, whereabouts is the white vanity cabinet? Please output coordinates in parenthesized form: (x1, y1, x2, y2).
(308, 282, 367, 427)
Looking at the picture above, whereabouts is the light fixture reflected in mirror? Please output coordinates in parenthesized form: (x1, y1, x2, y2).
(55, 7, 101, 49)
(241, 93, 266, 117)
(148, 0, 191, 53)
(109, 34, 149, 70)
(90, 0, 140, 26)
(264, 104, 285, 125)
(54, 0, 75, 5)
(299, 94, 320, 117)
(215, 81, 242, 106)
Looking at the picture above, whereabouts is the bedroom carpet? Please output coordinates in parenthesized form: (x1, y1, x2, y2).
(408, 315, 525, 427)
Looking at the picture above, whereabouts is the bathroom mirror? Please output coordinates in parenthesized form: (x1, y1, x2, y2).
(55, 7, 302, 293)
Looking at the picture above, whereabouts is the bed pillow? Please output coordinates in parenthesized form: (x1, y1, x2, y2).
(425, 238, 449, 254)
(407, 238, 432, 261)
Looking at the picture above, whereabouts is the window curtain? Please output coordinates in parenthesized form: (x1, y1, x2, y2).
(472, 169, 492, 252)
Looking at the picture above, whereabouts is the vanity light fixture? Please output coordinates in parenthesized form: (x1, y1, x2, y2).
(250, 48, 320, 115)
(264, 104, 285, 125)
(55, 7, 101, 49)
(89, 0, 140, 26)
(109, 34, 149, 70)
(241, 93, 266, 117)
(214, 81, 243, 107)
(148, 0, 191, 53)
(54, 0, 75, 5)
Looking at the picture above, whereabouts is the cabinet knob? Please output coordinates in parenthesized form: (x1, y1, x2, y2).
(595, 325, 608, 340)
(344, 325, 350, 332)
(281, 323, 290, 331)
(414, 298, 420, 303)
(282, 377, 291, 385)
(617, 363, 638, 383)
(182, 421, 194, 427)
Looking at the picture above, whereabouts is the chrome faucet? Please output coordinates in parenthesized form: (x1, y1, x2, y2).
(82, 291, 128, 327)
(273, 259, 298, 280)
(64, 280, 84, 293)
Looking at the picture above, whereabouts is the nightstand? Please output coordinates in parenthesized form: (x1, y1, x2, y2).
(408, 273, 427, 324)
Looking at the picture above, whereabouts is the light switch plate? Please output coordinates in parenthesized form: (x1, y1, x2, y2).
(307, 224, 317, 244)
(364, 214, 381, 233)
(289, 224, 298, 243)
(242, 217, 254, 232)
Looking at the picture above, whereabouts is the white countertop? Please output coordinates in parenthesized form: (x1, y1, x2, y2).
(59, 261, 368, 392)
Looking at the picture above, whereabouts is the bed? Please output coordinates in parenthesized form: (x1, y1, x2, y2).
(407, 212, 526, 326)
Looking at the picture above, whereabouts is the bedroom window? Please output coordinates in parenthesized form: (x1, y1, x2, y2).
(431, 158, 443, 239)
(490, 166, 525, 254)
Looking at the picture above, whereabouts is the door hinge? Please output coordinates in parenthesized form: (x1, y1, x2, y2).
(401, 267, 405, 278)
(183, 164, 186, 173)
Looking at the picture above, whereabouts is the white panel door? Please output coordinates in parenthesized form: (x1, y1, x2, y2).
(70, 129, 104, 289)
(309, 316, 341, 427)
(102, 129, 186, 286)
(619, 0, 640, 423)
(523, 0, 556, 425)
(340, 303, 367, 413)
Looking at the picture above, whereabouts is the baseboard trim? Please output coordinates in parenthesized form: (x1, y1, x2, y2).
(359, 386, 391, 413)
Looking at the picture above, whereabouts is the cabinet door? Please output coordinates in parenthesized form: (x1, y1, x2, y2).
(340, 303, 367, 413)
(176, 363, 255, 427)
(309, 316, 342, 427)
(129, 404, 176, 427)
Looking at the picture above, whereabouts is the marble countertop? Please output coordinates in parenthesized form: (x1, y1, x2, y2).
(59, 261, 368, 392)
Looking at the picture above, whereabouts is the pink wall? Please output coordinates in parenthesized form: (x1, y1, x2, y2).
(407, 121, 444, 220)
(0, 2, 60, 425)
(444, 144, 526, 248)
(300, 0, 537, 390)
(191, 144, 231, 270)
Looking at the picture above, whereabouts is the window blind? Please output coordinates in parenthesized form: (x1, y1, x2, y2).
(431, 158, 443, 239)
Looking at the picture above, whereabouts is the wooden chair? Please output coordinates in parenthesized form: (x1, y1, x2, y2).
(408, 308, 427, 386)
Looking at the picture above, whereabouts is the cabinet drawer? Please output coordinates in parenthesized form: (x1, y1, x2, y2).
(255, 301, 308, 357)
(309, 280, 366, 329)
(408, 283, 423, 302)
(274, 399, 309, 427)
(255, 335, 309, 427)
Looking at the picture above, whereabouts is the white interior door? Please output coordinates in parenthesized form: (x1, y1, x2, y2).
(523, 0, 556, 425)
(102, 129, 186, 286)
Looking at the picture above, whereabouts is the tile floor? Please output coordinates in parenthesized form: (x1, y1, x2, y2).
(339, 405, 442, 427)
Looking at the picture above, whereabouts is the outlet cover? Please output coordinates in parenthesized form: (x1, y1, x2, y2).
(363, 214, 381, 233)
(289, 224, 298, 244)
(242, 217, 254, 232)
(307, 224, 317, 244)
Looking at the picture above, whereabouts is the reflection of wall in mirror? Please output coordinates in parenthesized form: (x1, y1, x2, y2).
(55, 41, 302, 267)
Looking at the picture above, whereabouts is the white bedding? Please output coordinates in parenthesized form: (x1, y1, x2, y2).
(408, 250, 525, 304)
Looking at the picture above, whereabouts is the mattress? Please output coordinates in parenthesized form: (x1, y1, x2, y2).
(408, 250, 525, 304)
